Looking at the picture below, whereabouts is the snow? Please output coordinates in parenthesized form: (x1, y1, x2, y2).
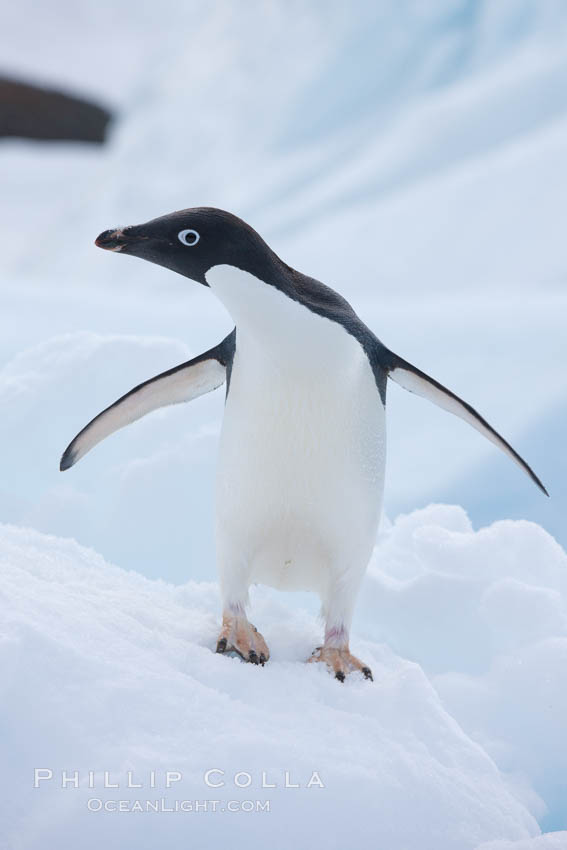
(1, 511, 566, 848)
(1, 0, 567, 846)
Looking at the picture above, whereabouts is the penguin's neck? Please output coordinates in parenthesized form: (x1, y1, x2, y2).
(206, 263, 291, 336)
(206, 264, 354, 370)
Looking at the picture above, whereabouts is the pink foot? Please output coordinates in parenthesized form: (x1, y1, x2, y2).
(308, 645, 373, 682)
(216, 613, 269, 665)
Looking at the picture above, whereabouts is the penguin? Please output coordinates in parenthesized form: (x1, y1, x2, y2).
(60, 207, 548, 681)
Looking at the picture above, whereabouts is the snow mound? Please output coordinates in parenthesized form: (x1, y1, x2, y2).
(1, 508, 567, 848)
(360, 505, 567, 833)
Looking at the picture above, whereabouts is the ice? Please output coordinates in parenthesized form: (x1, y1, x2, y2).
(477, 834, 567, 850)
(1, 1, 565, 546)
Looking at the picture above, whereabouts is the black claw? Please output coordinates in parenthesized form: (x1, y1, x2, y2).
(362, 667, 373, 681)
(216, 638, 227, 654)
(335, 671, 346, 683)
(249, 650, 260, 665)
(259, 653, 267, 666)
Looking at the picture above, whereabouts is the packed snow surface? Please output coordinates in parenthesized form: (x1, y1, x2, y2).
(1, 508, 566, 849)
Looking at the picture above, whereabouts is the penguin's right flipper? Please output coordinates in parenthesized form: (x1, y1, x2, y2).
(60, 330, 235, 471)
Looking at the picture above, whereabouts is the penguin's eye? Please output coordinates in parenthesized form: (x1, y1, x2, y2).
(178, 229, 200, 247)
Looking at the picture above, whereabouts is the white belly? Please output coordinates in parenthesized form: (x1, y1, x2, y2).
(207, 265, 386, 597)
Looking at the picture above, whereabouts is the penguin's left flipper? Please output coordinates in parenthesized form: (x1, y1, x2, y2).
(60, 330, 235, 471)
(385, 350, 548, 497)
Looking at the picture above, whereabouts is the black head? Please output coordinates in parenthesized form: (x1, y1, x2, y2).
(95, 207, 280, 285)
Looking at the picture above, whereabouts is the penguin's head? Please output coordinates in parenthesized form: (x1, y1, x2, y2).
(95, 207, 278, 285)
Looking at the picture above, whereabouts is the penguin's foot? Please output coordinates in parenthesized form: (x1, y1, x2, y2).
(215, 614, 269, 665)
(308, 646, 373, 682)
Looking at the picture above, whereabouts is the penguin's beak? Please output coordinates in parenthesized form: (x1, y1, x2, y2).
(95, 226, 152, 254)
(95, 228, 129, 252)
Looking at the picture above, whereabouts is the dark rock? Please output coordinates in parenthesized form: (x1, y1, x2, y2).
(0, 76, 112, 144)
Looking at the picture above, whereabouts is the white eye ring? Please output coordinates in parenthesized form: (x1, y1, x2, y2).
(178, 229, 200, 247)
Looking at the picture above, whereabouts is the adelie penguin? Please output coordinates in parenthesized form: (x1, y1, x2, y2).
(61, 208, 548, 682)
